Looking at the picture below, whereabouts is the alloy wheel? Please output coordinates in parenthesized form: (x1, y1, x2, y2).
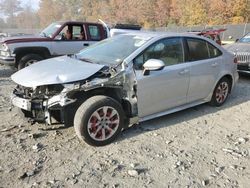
(215, 81, 229, 104)
(87, 106, 120, 141)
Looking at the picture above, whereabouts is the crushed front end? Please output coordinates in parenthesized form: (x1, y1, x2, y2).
(11, 84, 76, 124)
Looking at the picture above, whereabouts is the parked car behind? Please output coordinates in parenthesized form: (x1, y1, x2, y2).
(225, 32, 250, 74)
(0, 21, 108, 69)
(11, 32, 238, 146)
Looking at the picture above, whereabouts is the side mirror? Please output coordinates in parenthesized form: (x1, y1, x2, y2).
(235, 39, 239, 42)
(143, 59, 165, 76)
(55, 34, 63, 40)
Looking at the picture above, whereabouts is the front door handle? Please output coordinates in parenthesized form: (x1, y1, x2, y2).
(212, 62, 218, 67)
(179, 69, 189, 75)
(83, 43, 89, 46)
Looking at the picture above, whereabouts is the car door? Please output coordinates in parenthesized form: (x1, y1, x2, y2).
(134, 37, 190, 118)
(51, 25, 94, 55)
(185, 37, 222, 102)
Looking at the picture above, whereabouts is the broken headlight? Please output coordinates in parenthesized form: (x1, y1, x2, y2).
(34, 84, 64, 97)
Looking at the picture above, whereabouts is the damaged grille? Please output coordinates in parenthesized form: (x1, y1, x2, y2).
(14, 85, 34, 99)
(35, 85, 64, 97)
(14, 84, 64, 99)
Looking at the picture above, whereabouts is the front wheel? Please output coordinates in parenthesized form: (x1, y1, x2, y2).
(210, 77, 231, 106)
(18, 54, 43, 70)
(74, 96, 125, 146)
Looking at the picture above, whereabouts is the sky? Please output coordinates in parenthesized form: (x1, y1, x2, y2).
(0, 0, 40, 20)
(20, 0, 40, 10)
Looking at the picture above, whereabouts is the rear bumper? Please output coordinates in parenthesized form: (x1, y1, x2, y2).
(0, 55, 15, 66)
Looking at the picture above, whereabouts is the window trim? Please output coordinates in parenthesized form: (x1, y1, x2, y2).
(87, 24, 102, 41)
(184, 37, 222, 62)
(133, 37, 186, 70)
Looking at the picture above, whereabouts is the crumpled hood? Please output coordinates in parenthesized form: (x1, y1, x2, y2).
(224, 43, 250, 53)
(11, 56, 104, 88)
(2, 35, 51, 44)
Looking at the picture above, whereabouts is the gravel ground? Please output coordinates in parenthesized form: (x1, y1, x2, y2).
(0, 65, 249, 188)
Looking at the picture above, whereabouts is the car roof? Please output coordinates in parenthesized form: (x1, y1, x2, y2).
(122, 30, 203, 40)
(53, 21, 101, 25)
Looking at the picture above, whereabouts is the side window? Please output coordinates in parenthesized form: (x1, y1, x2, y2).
(88, 25, 101, 40)
(207, 42, 222, 58)
(72, 25, 84, 40)
(59, 26, 69, 39)
(134, 38, 184, 70)
(187, 38, 209, 61)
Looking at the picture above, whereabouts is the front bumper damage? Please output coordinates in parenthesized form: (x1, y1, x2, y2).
(11, 63, 139, 126)
(11, 87, 76, 124)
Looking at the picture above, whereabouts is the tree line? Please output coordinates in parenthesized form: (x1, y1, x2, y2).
(0, 0, 249, 29)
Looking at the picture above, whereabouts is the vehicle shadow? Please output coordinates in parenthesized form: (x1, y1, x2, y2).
(117, 75, 250, 143)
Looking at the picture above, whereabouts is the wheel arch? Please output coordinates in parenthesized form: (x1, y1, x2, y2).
(71, 87, 133, 119)
(216, 74, 233, 93)
(14, 47, 51, 67)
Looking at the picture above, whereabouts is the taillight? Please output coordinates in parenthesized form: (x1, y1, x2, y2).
(234, 57, 238, 64)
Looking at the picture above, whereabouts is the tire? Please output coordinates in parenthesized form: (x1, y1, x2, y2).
(74, 95, 125, 146)
(18, 54, 43, 70)
(210, 77, 231, 107)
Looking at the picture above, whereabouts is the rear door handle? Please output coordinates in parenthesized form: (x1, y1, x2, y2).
(83, 43, 89, 46)
(212, 62, 218, 67)
(179, 69, 189, 75)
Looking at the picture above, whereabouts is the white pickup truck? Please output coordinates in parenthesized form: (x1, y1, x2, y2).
(0, 21, 110, 69)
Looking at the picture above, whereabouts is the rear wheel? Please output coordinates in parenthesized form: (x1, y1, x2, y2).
(210, 77, 231, 106)
(18, 54, 43, 70)
(74, 95, 124, 146)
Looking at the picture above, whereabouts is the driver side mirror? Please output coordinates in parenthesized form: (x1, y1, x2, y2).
(55, 35, 62, 40)
(55, 34, 64, 40)
(143, 59, 165, 76)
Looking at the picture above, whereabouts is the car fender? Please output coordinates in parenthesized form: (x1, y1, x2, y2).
(14, 46, 52, 60)
(205, 71, 235, 102)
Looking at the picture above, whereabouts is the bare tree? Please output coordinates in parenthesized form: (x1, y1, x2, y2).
(0, 0, 22, 28)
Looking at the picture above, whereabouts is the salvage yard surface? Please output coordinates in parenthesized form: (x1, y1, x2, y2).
(0, 65, 249, 188)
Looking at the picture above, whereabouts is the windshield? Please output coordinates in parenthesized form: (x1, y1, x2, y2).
(40, 22, 62, 38)
(239, 33, 250, 43)
(76, 35, 151, 65)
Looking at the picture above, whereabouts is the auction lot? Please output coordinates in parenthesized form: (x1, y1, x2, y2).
(0, 65, 249, 188)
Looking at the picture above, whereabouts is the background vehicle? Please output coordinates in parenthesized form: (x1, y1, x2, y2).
(11, 32, 238, 146)
(189, 29, 226, 45)
(0, 21, 108, 69)
(225, 32, 250, 74)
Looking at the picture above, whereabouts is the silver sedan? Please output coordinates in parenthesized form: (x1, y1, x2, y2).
(11, 32, 239, 146)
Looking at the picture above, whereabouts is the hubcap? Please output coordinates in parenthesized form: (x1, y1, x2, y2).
(87, 106, 120, 141)
(25, 59, 38, 67)
(215, 81, 229, 104)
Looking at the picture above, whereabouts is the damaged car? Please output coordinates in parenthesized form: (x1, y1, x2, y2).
(11, 32, 238, 146)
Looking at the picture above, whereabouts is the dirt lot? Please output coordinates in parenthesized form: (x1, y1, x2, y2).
(0, 65, 249, 188)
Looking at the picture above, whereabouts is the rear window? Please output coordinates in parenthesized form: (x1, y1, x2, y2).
(187, 38, 209, 61)
(88, 25, 101, 40)
(207, 42, 222, 58)
(186, 38, 222, 61)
